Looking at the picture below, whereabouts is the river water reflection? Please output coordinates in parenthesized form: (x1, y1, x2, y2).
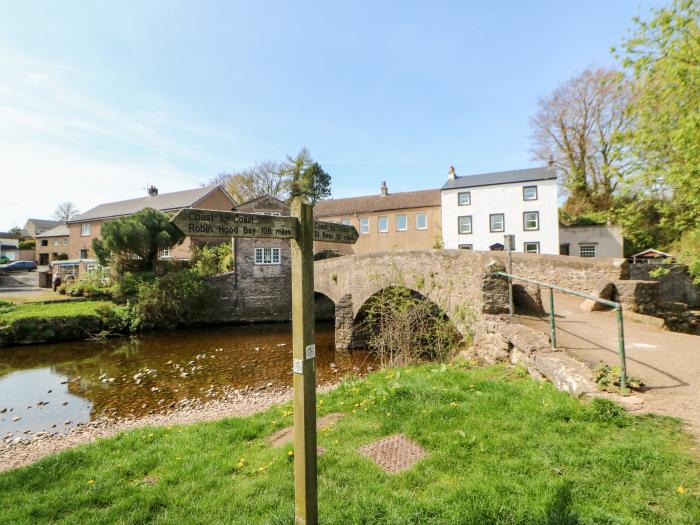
(0, 322, 374, 437)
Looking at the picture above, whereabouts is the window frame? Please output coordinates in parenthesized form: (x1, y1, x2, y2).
(523, 185, 538, 201)
(159, 248, 172, 259)
(457, 215, 472, 235)
(415, 213, 427, 230)
(523, 211, 539, 231)
(359, 218, 369, 234)
(40, 239, 48, 247)
(489, 213, 505, 233)
(579, 244, 597, 258)
(396, 214, 408, 231)
(254, 247, 282, 265)
(458, 244, 473, 250)
(341, 219, 352, 226)
(377, 216, 388, 233)
(458, 191, 471, 206)
(523, 242, 540, 254)
(79, 249, 89, 259)
(80, 223, 90, 237)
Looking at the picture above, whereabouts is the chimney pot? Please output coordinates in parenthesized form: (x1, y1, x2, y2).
(380, 181, 388, 196)
(448, 166, 456, 180)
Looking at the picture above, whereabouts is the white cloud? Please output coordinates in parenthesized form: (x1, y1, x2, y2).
(0, 56, 233, 228)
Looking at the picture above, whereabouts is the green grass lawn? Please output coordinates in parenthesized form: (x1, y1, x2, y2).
(1, 365, 698, 524)
(0, 300, 111, 324)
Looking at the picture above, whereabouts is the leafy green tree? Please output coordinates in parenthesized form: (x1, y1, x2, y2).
(8, 226, 21, 237)
(209, 160, 290, 203)
(285, 148, 332, 203)
(616, 0, 700, 242)
(92, 208, 184, 273)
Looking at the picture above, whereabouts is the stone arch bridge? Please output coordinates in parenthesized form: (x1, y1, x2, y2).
(314, 250, 626, 350)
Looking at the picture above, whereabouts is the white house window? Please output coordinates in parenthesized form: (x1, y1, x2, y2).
(523, 186, 538, 201)
(489, 214, 505, 233)
(359, 218, 369, 234)
(159, 248, 172, 259)
(396, 214, 407, 231)
(79, 249, 88, 259)
(378, 216, 388, 233)
(254, 247, 281, 265)
(416, 213, 427, 230)
(458, 215, 472, 234)
(341, 219, 352, 226)
(41, 240, 48, 247)
(81, 223, 90, 236)
(458, 244, 472, 250)
(523, 211, 539, 231)
(524, 242, 540, 254)
(579, 244, 597, 258)
(458, 192, 471, 206)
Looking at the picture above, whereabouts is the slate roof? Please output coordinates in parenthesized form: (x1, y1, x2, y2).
(314, 189, 440, 217)
(26, 219, 61, 230)
(69, 185, 235, 222)
(441, 167, 556, 190)
(35, 224, 70, 237)
(0, 232, 21, 239)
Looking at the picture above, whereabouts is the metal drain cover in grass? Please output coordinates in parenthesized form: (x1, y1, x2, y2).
(357, 434, 427, 473)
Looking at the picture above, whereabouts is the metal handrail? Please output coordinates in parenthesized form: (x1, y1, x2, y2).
(494, 271, 628, 390)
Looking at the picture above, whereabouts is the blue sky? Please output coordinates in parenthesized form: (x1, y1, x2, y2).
(0, 0, 664, 228)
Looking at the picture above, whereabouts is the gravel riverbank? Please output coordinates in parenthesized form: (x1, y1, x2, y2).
(1, 382, 339, 472)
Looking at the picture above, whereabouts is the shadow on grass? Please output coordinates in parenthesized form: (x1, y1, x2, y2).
(545, 482, 579, 525)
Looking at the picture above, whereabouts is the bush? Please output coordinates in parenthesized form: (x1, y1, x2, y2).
(110, 272, 155, 303)
(133, 269, 210, 328)
(66, 273, 113, 299)
(190, 243, 232, 277)
(360, 286, 460, 367)
(18, 240, 35, 250)
(593, 363, 644, 393)
(95, 303, 141, 333)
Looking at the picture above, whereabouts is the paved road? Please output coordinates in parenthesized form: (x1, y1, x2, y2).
(517, 293, 700, 439)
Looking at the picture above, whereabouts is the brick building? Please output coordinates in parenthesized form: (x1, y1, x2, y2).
(313, 182, 442, 256)
(66, 185, 236, 261)
(34, 224, 70, 265)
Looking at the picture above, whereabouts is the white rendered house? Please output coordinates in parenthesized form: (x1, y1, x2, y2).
(440, 166, 559, 254)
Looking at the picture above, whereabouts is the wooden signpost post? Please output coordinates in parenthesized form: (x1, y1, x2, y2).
(171, 198, 358, 525)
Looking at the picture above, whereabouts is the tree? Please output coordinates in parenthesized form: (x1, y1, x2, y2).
(284, 148, 332, 203)
(92, 208, 184, 273)
(209, 160, 290, 203)
(530, 67, 636, 216)
(53, 202, 80, 222)
(8, 226, 22, 237)
(616, 0, 700, 241)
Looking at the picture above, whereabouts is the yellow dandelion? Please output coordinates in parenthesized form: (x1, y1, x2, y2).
(87, 480, 95, 484)
(677, 485, 686, 495)
(386, 412, 391, 417)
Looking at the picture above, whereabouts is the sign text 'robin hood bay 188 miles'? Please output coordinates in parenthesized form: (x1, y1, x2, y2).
(172, 208, 359, 244)
(171, 208, 298, 239)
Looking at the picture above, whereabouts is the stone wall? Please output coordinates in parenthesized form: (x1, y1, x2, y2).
(629, 264, 700, 308)
(488, 252, 627, 294)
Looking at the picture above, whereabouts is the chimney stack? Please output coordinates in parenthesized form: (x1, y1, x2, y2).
(148, 185, 158, 197)
(448, 166, 456, 180)
(380, 181, 388, 196)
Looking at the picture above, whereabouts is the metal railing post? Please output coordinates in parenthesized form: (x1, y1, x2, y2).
(504, 235, 514, 317)
(548, 287, 557, 350)
(493, 271, 629, 390)
(615, 306, 628, 391)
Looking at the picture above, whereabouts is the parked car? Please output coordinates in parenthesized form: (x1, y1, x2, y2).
(0, 260, 37, 273)
(0, 256, 9, 264)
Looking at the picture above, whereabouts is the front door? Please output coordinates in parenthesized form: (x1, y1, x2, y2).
(39, 253, 49, 265)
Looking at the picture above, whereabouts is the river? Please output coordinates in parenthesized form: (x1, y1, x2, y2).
(0, 322, 374, 439)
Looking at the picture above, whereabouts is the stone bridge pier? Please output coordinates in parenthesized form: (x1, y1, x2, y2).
(314, 251, 511, 350)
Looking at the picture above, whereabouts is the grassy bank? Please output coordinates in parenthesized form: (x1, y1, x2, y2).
(0, 300, 113, 346)
(1, 365, 698, 524)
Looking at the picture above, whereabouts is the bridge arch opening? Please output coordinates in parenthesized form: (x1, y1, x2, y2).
(314, 292, 335, 321)
(353, 285, 461, 366)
